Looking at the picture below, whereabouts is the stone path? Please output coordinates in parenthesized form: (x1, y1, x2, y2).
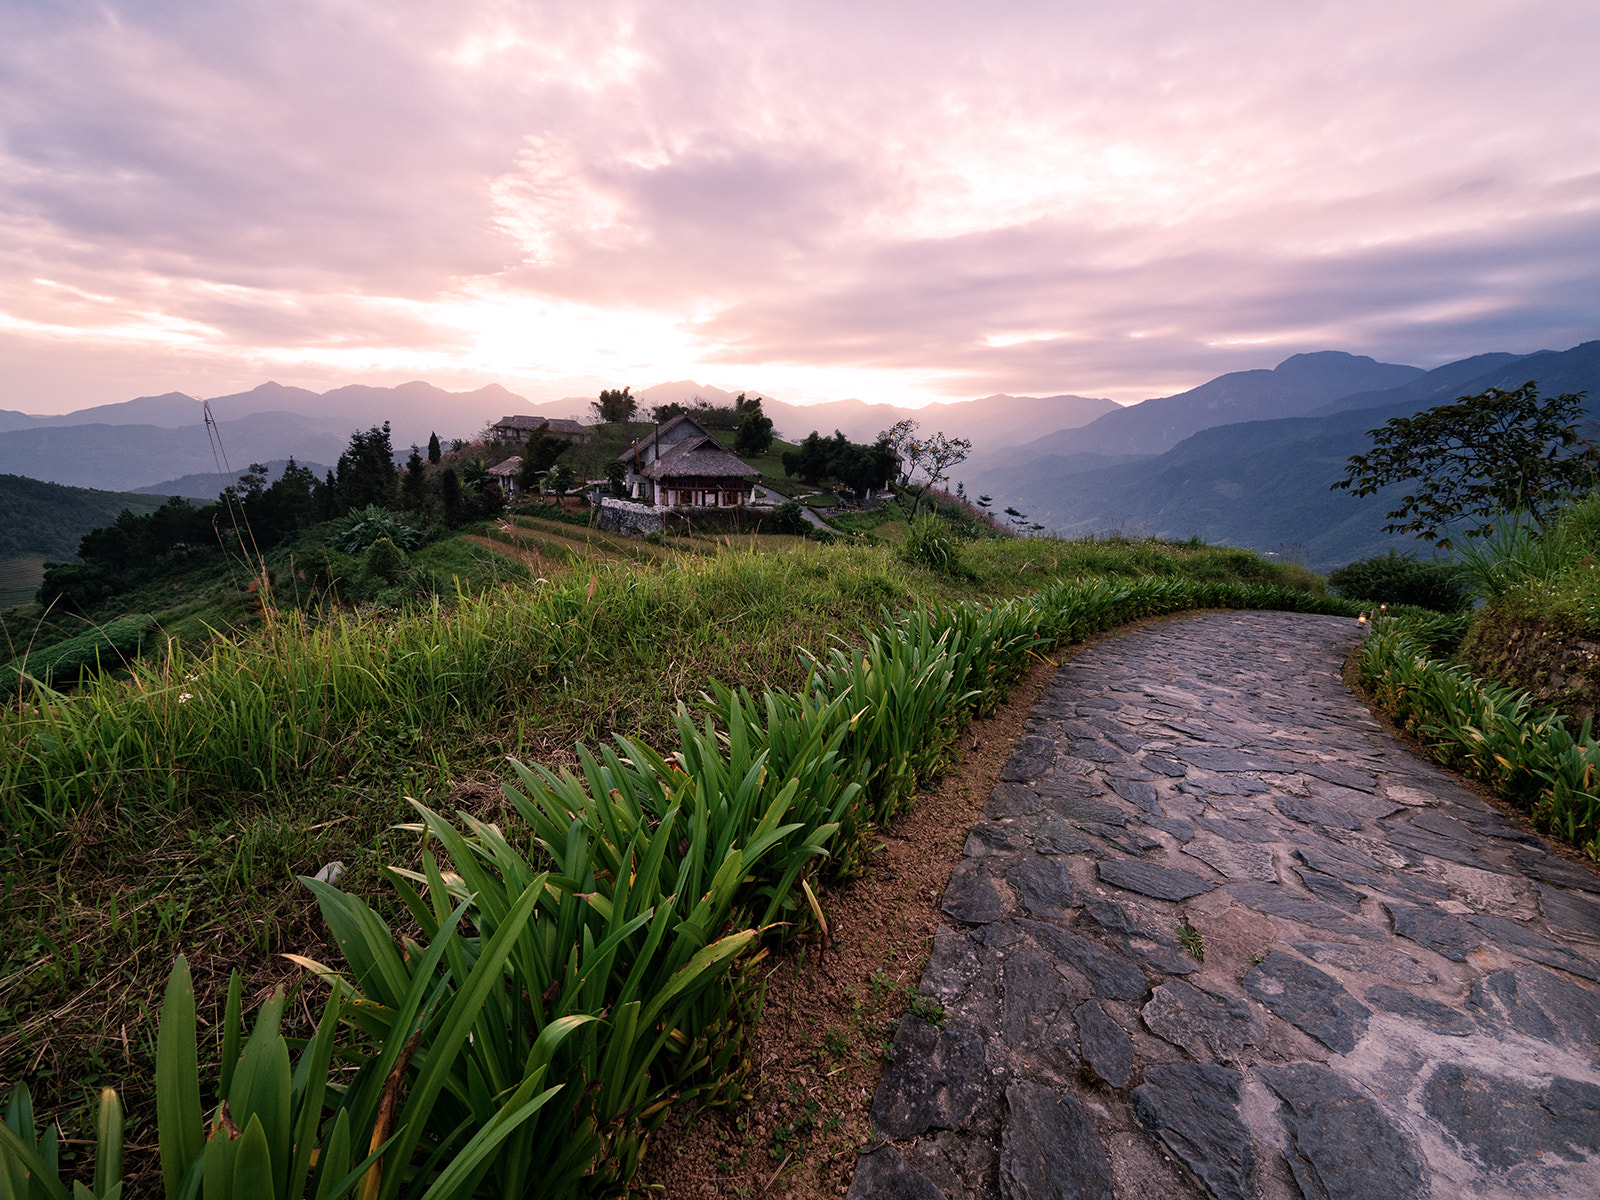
(847, 610, 1600, 1200)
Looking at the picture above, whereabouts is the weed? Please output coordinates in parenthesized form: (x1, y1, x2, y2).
(1177, 921, 1205, 963)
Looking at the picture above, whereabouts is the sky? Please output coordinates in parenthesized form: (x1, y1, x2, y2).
(2, 0, 1599, 415)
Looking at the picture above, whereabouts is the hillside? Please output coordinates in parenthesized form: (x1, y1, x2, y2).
(0, 474, 172, 560)
(0, 524, 1342, 1194)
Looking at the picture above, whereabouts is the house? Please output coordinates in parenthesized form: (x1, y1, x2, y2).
(490, 415, 591, 443)
(488, 456, 522, 500)
(621, 415, 760, 507)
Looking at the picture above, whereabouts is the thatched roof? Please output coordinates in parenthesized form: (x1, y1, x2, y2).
(492, 415, 588, 438)
(640, 435, 759, 481)
(488, 456, 521, 477)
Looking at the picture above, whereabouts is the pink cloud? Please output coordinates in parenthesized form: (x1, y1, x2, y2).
(1, 0, 1597, 411)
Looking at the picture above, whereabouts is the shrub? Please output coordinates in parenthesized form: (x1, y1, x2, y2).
(361, 535, 408, 584)
(1327, 550, 1469, 611)
(768, 501, 811, 536)
(900, 516, 966, 576)
(331, 505, 420, 555)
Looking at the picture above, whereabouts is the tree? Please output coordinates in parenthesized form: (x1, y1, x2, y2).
(879, 419, 971, 517)
(781, 431, 896, 500)
(549, 463, 578, 496)
(592, 386, 637, 423)
(335, 423, 398, 513)
(605, 460, 628, 498)
(734, 405, 775, 456)
(427, 431, 441, 465)
(461, 457, 490, 493)
(402, 446, 427, 511)
(1331, 381, 1598, 549)
(439, 467, 463, 526)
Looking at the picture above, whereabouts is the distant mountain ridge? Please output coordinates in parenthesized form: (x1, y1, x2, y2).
(967, 339, 1600, 567)
(1009, 351, 1424, 460)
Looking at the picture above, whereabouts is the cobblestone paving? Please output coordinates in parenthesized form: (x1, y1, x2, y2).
(847, 611, 1600, 1200)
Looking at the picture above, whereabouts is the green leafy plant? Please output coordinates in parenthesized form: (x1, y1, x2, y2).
(331, 506, 421, 555)
(900, 516, 966, 576)
(1358, 613, 1600, 856)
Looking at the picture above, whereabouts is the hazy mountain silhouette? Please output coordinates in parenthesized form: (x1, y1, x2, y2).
(973, 340, 1600, 567)
(1009, 351, 1423, 461)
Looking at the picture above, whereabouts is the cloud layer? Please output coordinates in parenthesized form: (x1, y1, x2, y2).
(3, 0, 1598, 412)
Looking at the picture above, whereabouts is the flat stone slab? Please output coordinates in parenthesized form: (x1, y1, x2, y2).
(941, 859, 1013, 925)
(1243, 951, 1371, 1053)
(1182, 837, 1277, 882)
(1364, 984, 1476, 1035)
(1382, 900, 1483, 960)
(1468, 912, 1600, 982)
(1133, 1063, 1256, 1200)
(921, 925, 981, 1004)
(847, 1145, 947, 1200)
(1540, 882, 1600, 941)
(1075, 999, 1134, 1087)
(1423, 1063, 1600, 1170)
(1001, 946, 1076, 1063)
(1034, 815, 1109, 858)
(1467, 965, 1600, 1049)
(1261, 1062, 1426, 1200)
(1007, 856, 1076, 917)
(870, 1017, 988, 1138)
(1293, 940, 1437, 985)
(1097, 859, 1218, 900)
(1276, 793, 1365, 831)
(1143, 978, 1259, 1063)
(1000, 1082, 1114, 1200)
(1228, 881, 1377, 937)
(1021, 918, 1149, 1001)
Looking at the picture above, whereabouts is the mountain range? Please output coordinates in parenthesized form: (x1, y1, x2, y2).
(962, 340, 1600, 566)
(3, 338, 1598, 569)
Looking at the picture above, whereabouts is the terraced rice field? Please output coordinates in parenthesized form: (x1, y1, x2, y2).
(471, 514, 811, 573)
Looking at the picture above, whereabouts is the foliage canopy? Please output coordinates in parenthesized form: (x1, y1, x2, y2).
(1332, 381, 1597, 549)
(592, 386, 637, 423)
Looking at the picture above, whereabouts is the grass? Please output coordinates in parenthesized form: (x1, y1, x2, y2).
(0, 529, 1336, 1189)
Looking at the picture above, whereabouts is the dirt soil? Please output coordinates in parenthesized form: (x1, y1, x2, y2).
(634, 621, 1157, 1198)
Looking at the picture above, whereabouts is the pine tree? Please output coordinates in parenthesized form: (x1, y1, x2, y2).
(427, 431, 441, 465)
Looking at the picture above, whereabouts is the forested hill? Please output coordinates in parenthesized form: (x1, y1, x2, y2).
(0, 473, 171, 559)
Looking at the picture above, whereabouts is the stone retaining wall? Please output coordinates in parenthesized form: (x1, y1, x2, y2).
(596, 497, 664, 537)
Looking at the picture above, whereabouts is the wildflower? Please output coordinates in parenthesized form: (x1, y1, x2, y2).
(178, 692, 193, 703)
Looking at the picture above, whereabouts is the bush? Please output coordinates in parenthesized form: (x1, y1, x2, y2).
(768, 501, 811, 536)
(1327, 550, 1469, 611)
(331, 505, 421, 554)
(900, 516, 967, 576)
(361, 535, 408, 584)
